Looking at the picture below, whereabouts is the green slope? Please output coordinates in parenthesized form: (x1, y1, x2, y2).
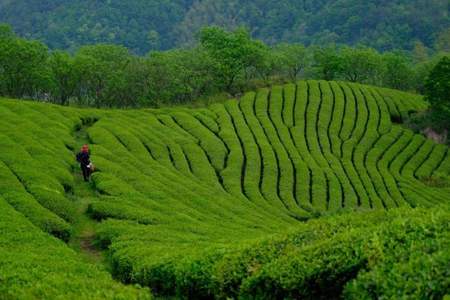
(0, 80, 449, 298)
(0, 196, 151, 299)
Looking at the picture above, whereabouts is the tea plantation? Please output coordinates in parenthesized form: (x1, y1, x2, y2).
(0, 80, 449, 299)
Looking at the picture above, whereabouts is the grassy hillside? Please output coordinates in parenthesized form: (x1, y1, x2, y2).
(0, 80, 449, 298)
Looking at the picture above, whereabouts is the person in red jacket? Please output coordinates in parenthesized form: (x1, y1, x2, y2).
(76, 144, 91, 182)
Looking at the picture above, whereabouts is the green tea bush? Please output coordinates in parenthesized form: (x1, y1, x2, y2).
(2, 191, 71, 241)
(306, 81, 342, 210)
(240, 90, 288, 211)
(416, 144, 447, 179)
(0, 197, 150, 299)
(225, 97, 268, 205)
(0, 80, 448, 298)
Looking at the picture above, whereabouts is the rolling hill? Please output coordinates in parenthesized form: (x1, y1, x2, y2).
(0, 80, 449, 298)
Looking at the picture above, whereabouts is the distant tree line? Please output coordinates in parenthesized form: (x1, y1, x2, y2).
(427, 56, 450, 128)
(408, 56, 450, 135)
(0, 24, 448, 108)
(0, 0, 448, 54)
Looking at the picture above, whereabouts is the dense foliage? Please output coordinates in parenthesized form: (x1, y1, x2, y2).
(425, 56, 450, 130)
(0, 0, 189, 54)
(0, 25, 447, 108)
(1, 81, 449, 298)
(0, 0, 448, 54)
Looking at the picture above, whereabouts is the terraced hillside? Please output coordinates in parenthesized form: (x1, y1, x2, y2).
(0, 80, 449, 299)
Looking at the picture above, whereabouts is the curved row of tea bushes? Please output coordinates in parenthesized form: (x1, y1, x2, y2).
(0, 196, 150, 299)
(85, 81, 450, 298)
(0, 80, 449, 299)
(98, 206, 449, 299)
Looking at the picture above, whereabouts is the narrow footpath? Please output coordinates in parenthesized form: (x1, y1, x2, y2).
(67, 121, 104, 265)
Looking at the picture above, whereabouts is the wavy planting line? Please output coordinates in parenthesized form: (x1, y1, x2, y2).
(375, 128, 407, 207)
(292, 81, 327, 209)
(305, 81, 345, 210)
(410, 142, 436, 179)
(211, 103, 247, 198)
(374, 89, 401, 119)
(278, 85, 313, 211)
(319, 81, 361, 209)
(237, 94, 271, 204)
(251, 89, 290, 210)
(267, 86, 299, 206)
(224, 100, 254, 200)
(357, 87, 395, 208)
(384, 132, 439, 205)
(369, 88, 391, 134)
(432, 147, 449, 177)
(366, 129, 402, 208)
(267, 85, 312, 216)
(168, 115, 225, 191)
(192, 114, 230, 169)
(345, 84, 383, 208)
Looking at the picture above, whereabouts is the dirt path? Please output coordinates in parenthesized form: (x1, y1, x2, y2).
(67, 120, 105, 265)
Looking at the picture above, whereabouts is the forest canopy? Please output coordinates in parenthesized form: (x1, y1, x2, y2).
(0, 0, 448, 54)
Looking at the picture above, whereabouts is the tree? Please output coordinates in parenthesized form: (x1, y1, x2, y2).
(339, 46, 383, 83)
(73, 44, 132, 107)
(118, 57, 153, 107)
(253, 45, 278, 83)
(412, 41, 429, 62)
(435, 29, 450, 53)
(381, 51, 414, 90)
(0, 37, 51, 98)
(49, 51, 77, 105)
(147, 48, 219, 105)
(312, 46, 342, 81)
(0, 23, 15, 40)
(413, 53, 446, 94)
(200, 26, 265, 92)
(274, 43, 308, 81)
(424, 56, 450, 130)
